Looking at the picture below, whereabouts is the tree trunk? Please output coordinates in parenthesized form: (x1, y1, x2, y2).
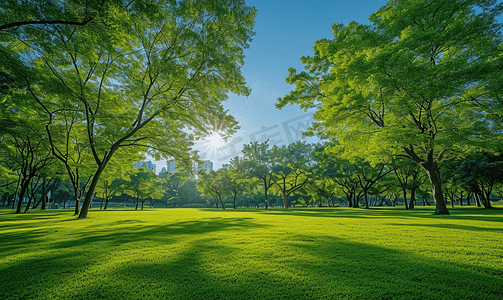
(422, 163, 449, 215)
(79, 162, 107, 218)
(104, 197, 110, 210)
(41, 194, 47, 210)
(409, 187, 416, 209)
(15, 179, 30, 214)
(264, 181, 269, 209)
(347, 193, 352, 208)
(282, 192, 289, 209)
(474, 192, 482, 207)
(404, 146, 449, 214)
(403, 188, 409, 210)
(24, 195, 34, 213)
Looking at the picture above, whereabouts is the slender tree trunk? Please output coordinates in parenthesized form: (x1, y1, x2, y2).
(79, 162, 108, 218)
(403, 188, 409, 210)
(264, 180, 269, 209)
(409, 187, 416, 209)
(15, 179, 30, 214)
(363, 191, 369, 209)
(24, 195, 33, 213)
(466, 192, 472, 206)
(104, 197, 110, 210)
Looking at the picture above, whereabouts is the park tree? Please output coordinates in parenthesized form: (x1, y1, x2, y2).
(391, 159, 425, 210)
(122, 168, 163, 210)
(456, 151, 503, 208)
(278, 0, 503, 214)
(0, 113, 58, 213)
(2, 0, 256, 218)
(241, 141, 276, 209)
(226, 156, 257, 209)
(197, 170, 226, 209)
(95, 152, 139, 210)
(159, 171, 186, 207)
(270, 141, 313, 208)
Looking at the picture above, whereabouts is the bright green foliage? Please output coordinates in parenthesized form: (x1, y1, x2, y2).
(197, 170, 227, 208)
(241, 141, 276, 209)
(270, 141, 313, 208)
(1, 207, 502, 299)
(1, 0, 256, 218)
(455, 151, 503, 208)
(159, 171, 187, 206)
(122, 168, 164, 210)
(278, 0, 503, 215)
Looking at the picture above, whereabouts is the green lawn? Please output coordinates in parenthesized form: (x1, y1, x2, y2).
(1, 207, 502, 300)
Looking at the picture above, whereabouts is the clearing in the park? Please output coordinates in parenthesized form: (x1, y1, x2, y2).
(0, 207, 502, 300)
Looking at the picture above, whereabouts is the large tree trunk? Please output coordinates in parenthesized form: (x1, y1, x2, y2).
(474, 192, 482, 207)
(282, 191, 289, 209)
(423, 165, 449, 214)
(404, 146, 449, 215)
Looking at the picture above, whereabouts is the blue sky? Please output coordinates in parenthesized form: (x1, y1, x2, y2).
(154, 0, 390, 171)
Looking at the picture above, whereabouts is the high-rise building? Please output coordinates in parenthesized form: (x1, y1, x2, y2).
(133, 160, 156, 174)
(167, 160, 176, 174)
(198, 160, 213, 174)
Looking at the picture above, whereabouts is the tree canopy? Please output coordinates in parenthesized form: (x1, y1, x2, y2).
(278, 0, 503, 214)
(1, 0, 256, 217)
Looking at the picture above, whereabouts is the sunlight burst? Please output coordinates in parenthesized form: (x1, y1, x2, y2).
(205, 132, 224, 149)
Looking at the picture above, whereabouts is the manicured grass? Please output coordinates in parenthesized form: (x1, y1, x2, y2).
(1, 207, 502, 300)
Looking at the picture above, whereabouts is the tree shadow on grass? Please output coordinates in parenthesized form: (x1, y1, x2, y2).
(43, 233, 503, 300)
(249, 207, 503, 223)
(0, 217, 266, 300)
(2, 211, 502, 300)
(385, 223, 503, 233)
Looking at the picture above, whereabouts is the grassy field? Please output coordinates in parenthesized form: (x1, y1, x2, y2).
(1, 207, 502, 300)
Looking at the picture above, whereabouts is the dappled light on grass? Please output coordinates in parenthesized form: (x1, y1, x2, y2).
(0, 207, 502, 299)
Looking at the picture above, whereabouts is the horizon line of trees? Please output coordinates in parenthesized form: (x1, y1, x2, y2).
(3, 139, 501, 213)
